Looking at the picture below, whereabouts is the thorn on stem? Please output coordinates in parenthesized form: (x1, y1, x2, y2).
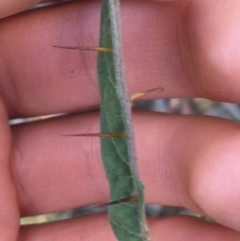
(97, 195, 138, 208)
(131, 87, 164, 101)
(63, 132, 126, 138)
(51, 45, 113, 52)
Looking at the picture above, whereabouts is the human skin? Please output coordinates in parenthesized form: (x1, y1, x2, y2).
(0, 0, 240, 240)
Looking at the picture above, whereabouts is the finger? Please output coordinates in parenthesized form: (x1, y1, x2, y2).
(1, 1, 240, 117)
(0, 97, 19, 240)
(0, 0, 176, 20)
(12, 110, 240, 231)
(187, 0, 240, 101)
(19, 214, 240, 241)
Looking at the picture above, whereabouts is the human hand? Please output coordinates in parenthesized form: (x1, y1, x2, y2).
(0, 0, 240, 240)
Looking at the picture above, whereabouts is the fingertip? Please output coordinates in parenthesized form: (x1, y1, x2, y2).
(190, 123, 240, 230)
(187, 0, 240, 101)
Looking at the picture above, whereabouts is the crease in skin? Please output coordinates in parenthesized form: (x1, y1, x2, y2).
(0, 98, 19, 239)
(155, 114, 210, 216)
(174, 1, 199, 95)
(10, 127, 32, 216)
(187, 193, 206, 216)
(157, 131, 184, 207)
(168, 133, 206, 215)
(0, 51, 19, 117)
(82, 127, 109, 206)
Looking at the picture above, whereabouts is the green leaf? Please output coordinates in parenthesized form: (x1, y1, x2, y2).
(97, 0, 151, 241)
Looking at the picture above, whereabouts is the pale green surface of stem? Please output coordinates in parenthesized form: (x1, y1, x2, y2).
(97, 0, 151, 240)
